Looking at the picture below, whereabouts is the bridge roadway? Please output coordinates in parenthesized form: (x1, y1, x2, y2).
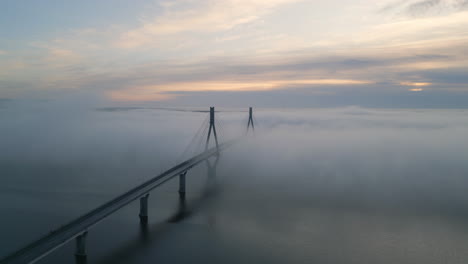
(0, 140, 236, 264)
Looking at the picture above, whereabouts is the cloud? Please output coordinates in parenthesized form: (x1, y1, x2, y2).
(412, 68, 468, 84)
(0, 50, 6, 55)
(107, 79, 373, 101)
(100, 48, 464, 99)
(351, 10, 468, 47)
(9, 41, 464, 103)
(3, 35, 467, 104)
(2, 0, 468, 107)
(381, 0, 468, 17)
(400, 82, 432, 86)
(116, 0, 301, 49)
(407, 0, 442, 16)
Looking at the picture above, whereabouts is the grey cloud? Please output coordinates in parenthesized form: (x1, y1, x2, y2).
(406, 68, 468, 84)
(455, 0, 468, 8)
(82, 52, 456, 89)
(6, 43, 468, 109)
(407, 0, 442, 16)
(380, 0, 468, 16)
(379, 0, 409, 13)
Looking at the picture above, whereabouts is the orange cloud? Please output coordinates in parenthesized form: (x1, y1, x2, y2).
(408, 88, 423, 92)
(400, 81, 432, 87)
(108, 78, 373, 101)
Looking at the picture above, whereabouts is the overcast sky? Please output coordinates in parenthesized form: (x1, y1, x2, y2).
(1, 0, 468, 107)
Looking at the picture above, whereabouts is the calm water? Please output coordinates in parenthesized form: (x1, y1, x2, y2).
(2, 105, 468, 263)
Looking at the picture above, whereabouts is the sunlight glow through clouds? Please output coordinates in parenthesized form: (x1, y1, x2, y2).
(108, 79, 372, 101)
(408, 88, 424, 92)
(400, 82, 432, 87)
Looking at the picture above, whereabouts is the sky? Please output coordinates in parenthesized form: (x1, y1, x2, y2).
(1, 0, 468, 107)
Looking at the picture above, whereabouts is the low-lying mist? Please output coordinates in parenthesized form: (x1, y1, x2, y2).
(2, 102, 468, 263)
(229, 107, 468, 215)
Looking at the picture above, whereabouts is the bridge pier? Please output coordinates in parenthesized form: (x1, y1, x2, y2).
(139, 194, 149, 224)
(179, 171, 187, 198)
(75, 232, 87, 261)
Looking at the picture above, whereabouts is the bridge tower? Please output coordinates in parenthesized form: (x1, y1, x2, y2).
(247, 107, 254, 133)
(205, 107, 219, 150)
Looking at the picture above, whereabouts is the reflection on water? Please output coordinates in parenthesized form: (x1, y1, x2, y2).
(95, 156, 221, 264)
(2, 107, 468, 263)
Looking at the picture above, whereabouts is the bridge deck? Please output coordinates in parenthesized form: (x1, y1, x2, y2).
(0, 141, 235, 264)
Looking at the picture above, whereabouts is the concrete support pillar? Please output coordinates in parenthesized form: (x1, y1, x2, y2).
(139, 194, 149, 224)
(179, 171, 187, 197)
(75, 232, 87, 259)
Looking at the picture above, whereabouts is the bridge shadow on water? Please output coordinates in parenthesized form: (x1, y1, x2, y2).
(94, 158, 221, 264)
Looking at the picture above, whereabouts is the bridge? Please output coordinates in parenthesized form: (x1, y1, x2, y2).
(0, 107, 256, 264)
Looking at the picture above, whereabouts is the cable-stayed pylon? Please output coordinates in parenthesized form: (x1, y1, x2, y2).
(205, 107, 219, 151)
(247, 107, 255, 133)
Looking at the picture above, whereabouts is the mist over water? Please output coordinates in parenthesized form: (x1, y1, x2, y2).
(2, 103, 468, 263)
